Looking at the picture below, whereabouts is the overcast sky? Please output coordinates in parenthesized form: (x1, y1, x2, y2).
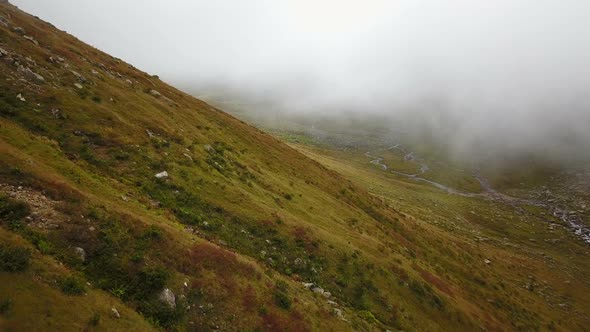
(12, 0, 590, 159)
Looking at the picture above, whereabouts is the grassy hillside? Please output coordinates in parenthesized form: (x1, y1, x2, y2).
(1, 2, 589, 331)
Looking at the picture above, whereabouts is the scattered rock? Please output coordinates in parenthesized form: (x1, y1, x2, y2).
(125, 79, 133, 85)
(155, 171, 169, 179)
(71, 70, 87, 83)
(12, 26, 25, 35)
(16, 93, 25, 102)
(73, 247, 86, 262)
(17, 65, 44, 83)
(149, 90, 162, 98)
(158, 288, 176, 308)
(0, 15, 9, 28)
(312, 286, 325, 295)
(484, 259, 491, 265)
(333, 308, 346, 321)
(23, 35, 39, 45)
(74, 83, 83, 89)
(204, 144, 215, 153)
(0, 47, 7, 57)
(111, 307, 120, 319)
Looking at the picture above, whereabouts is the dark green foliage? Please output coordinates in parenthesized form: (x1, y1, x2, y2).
(273, 290, 291, 310)
(409, 280, 444, 309)
(138, 298, 182, 328)
(130, 266, 169, 300)
(0, 246, 31, 272)
(88, 312, 100, 326)
(0, 299, 12, 315)
(59, 275, 86, 295)
(141, 225, 163, 241)
(0, 195, 30, 222)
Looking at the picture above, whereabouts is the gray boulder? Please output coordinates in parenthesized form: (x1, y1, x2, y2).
(17, 65, 45, 84)
(73, 247, 86, 262)
(158, 288, 176, 308)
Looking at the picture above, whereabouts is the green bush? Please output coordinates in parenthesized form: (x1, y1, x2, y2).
(0, 196, 30, 222)
(59, 275, 86, 295)
(273, 290, 291, 310)
(139, 298, 181, 328)
(0, 246, 31, 272)
(88, 312, 100, 326)
(0, 299, 12, 315)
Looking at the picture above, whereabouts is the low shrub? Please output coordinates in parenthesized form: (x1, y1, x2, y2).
(59, 275, 86, 295)
(273, 290, 291, 310)
(0, 299, 12, 315)
(0, 196, 30, 222)
(0, 246, 31, 272)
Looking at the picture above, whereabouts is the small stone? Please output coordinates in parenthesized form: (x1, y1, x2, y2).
(16, 93, 26, 102)
(155, 171, 168, 179)
(74, 83, 83, 89)
(484, 259, 491, 265)
(71, 70, 87, 83)
(312, 286, 324, 294)
(13, 26, 25, 35)
(73, 247, 86, 262)
(111, 307, 120, 318)
(23, 35, 39, 45)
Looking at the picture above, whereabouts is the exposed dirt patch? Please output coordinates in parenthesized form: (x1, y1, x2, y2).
(0, 183, 67, 229)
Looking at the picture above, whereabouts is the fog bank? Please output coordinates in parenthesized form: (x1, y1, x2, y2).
(13, 0, 590, 161)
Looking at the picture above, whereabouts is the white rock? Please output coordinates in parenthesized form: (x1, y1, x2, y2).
(155, 171, 169, 179)
(111, 307, 120, 318)
(73, 247, 86, 262)
(16, 93, 26, 102)
(484, 259, 491, 265)
(302, 282, 314, 289)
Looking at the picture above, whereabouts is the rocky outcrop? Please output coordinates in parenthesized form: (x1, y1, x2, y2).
(17, 65, 44, 83)
(158, 288, 176, 308)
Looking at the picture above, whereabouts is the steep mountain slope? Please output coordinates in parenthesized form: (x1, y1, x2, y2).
(1, 2, 589, 331)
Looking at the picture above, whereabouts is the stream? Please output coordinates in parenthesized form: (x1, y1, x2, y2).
(364, 145, 590, 244)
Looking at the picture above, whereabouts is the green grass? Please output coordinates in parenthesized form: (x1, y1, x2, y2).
(0, 2, 589, 331)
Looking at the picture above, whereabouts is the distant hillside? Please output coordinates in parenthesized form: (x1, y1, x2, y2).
(1, 2, 589, 331)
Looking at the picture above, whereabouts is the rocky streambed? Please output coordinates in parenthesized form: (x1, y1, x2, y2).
(364, 145, 590, 245)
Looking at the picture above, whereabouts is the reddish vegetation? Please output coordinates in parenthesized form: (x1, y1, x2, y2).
(242, 286, 258, 310)
(261, 311, 310, 332)
(414, 265, 454, 297)
(182, 243, 258, 277)
(292, 226, 318, 253)
(391, 264, 409, 282)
